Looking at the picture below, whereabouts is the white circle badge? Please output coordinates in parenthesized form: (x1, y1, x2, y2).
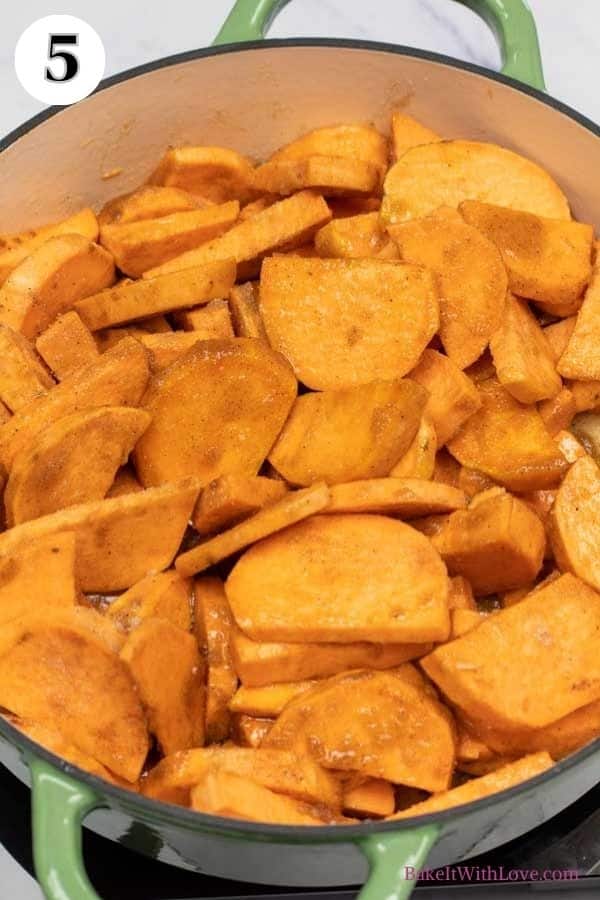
(15, 15, 105, 106)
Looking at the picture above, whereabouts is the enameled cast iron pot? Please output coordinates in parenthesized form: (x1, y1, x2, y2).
(2, 1, 600, 898)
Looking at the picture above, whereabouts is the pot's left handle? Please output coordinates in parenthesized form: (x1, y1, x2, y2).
(29, 756, 104, 900)
(356, 826, 441, 900)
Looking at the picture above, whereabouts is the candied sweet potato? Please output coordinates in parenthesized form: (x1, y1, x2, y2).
(231, 714, 272, 748)
(325, 478, 466, 518)
(107, 570, 192, 632)
(0, 325, 54, 411)
(149, 146, 255, 203)
(550, 455, 600, 590)
(192, 474, 287, 536)
(0, 532, 76, 626)
(194, 577, 238, 743)
(409, 350, 481, 446)
(35, 311, 99, 380)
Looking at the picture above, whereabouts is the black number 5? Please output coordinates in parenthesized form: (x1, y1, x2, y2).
(45, 34, 79, 82)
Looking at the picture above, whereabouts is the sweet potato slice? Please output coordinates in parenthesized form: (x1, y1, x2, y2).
(315, 212, 397, 260)
(107, 570, 192, 632)
(422, 573, 600, 731)
(431, 490, 545, 594)
(461, 200, 593, 307)
(325, 479, 466, 518)
(134, 338, 296, 488)
(390, 753, 552, 819)
(226, 514, 449, 643)
(98, 185, 203, 226)
(139, 332, 202, 370)
(343, 777, 395, 818)
(229, 282, 266, 339)
(409, 350, 482, 446)
(0, 325, 54, 411)
(193, 576, 238, 743)
(5, 406, 151, 525)
(382, 141, 570, 224)
(0, 235, 115, 338)
(75, 261, 236, 330)
(390, 416, 437, 479)
(253, 157, 379, 198)
(447, 378, 567, 490)
(0, 532, 76, 626)
(538, 388, 576, 435)
(389, 216, 507, 369)
(264, 670, 455, 791)
(231, 714, 272, 748)
(177, 483, 329, 577)
(557, 252, 600, 381)
(121, 617, 205, 755)
(99, 203, 239, 276)
(106, 466, 143, 498)
(229, 682, 317, 718)
(268, 379, 426, 485)
(260, 257, 439, 390)
(448, 575, 476, 611)
(192, 474, 287, 536)
(0, 621, 148, 781)
(0, 479, 199, 592)
(35, 311, 99, 380)
(271, 124, 388, 172)
(550, 455, 600, 590)
(171, 298, 233, 336)
(149, 146, 255, 203)
(391, 112, 441, 161)
(144, 191, 331, 279)
(0, 337, 150, 468)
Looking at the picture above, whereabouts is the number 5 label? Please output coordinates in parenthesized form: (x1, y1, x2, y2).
(15, 15, 105, 105)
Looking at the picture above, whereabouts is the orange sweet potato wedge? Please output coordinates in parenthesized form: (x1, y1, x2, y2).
(194, 576, 238, 743)
(106, 466, 143, 498)
(315, 213, 398, 260)
(409, 350, 482, 446)
(325, 478, 467, 518)
(271, 124, 388, 173)
(550, 455, 600, 591)
(538, 388, 576, 436)
(149, 146, 255, 204)
(229, 282, 266, 339)
(171, 298, 233, 335)
(391, 112, 441, 161)
(139, 332, 203, 370)
(226, 513, 449, 643)
(557, 249, 600, 381)
(390, 416, 438, 479)
(35, 311, 99, 380)
(0, 325, 54, 411)
(0, 532, 77, 626)
(229, 681, 317, 718)
(98, 185, 203, 226)
(343, 777, 395, 818)
(192, 474, 287, 536)
(253, 156, 379, 198)
(448, 575, 476, 611)
(107, 570, 192, 632)
(230, 714, 272, 748)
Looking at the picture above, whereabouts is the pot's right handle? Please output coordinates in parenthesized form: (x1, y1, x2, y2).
(214, 0, 546, 92)
(356, 825, 441, 900)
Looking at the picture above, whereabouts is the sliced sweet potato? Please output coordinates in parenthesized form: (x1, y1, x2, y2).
(538, 388, 576, 435)
(390, 753, 552, 819)
(382, 141, 570, 225)
(325, 478, 466, 518)
(543, 317, 576, 362)
(550, 455, 600, 590)
(253, 157, 379, 198)
(144, 191, 331, 279)
(100, 202, 240, 276)
(461, 200, 593, 307)
(447, 378, 567, 490)
(177, 483, 329, 577)
(422, 573, 600, 731)
(0, 325, 54, 411)
(557, 251, 600, 380)
(107, 570, 192, 632)
(75, 261, 235, 330)
(554, 428, 587, 463)
(391, 112, 440, 161)
(389, 216, 507, 369)
(343, 777, 395, 818)
(149, 146, 255, 203)
(0, 479, 199, 592)
(0, 235, 115, 338)
(260, 257, 439, 390)
(193, 576, 238, 743)
(98, 185, 203, 226)
(192, 474, 287, 536)
(448, 575, 476, 611)
(171, 298, 233, 336)
(271, 124, 388, 174)
(229, 282, 266, 339)
(229, 682, 317, 718)
(35, 311, 99, 380)
(139, 332, 202, 370)
(409, 350, 481, 446)
(264, 670, 455, 791)
(134, 338, 296, 488)
(0, 532, 76, 626)
(0, 620, 148, 781)
(315, 212, 397, 260)
(230, 622, 429, 687)
(190, 770, 326, 824)
(390, 416, 437, 479)
(121, 617, 205, 755)
(226, 513, 449, 643)
(5, 406, 151, 525)
(231, 714, 272, 748)
(0, 337, 150, 468)
(106, 466, 143, 498)
(269, 379, 426, 485)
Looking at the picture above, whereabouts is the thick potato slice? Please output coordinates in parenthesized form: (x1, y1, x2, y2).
(409, 351, 482, 446)
(550, 455, 600, 590)
(0, 208, 99, 284)
(271, 124, 388, 174)
(194, 576, 238, 743)
(447, 378, 567, 490)
(75, 261, 236, 330)
(315, 212, 397, 260)
(144, 191, 331, 279)
(382, 141, 570, 224)
(171, 298, 233, 336)
(134, 338, 296, 488)
(0, 479, 199, 592)
(0, 620, 148, 781)
(229, 682, 317, 718)
(390, 416, 437, 479)
(461, 200, 593, 307)
(422, 573, 600, 731)
(177, 483, 329, 576)
(260, 257, 439, 391)
(35, 311, 99, 380)
(231, 714, 272, 748)
(343, 777, 395, 818)
(557, 252, 600, 380)
(192, 474, 287, 536)
(264, 670, 455, 791)
(107, 570, 192, 632)
(389, 217, 507, 369)
(0, 532, 76, 626)
(0, 235, 115, 338)
(5, 406, 151, 525)
(98, 185, 203, 226)
(390, 753, 552, 819)
(326, 479, 466, 518)
(0, 325, 54, 411)
(121, 617, 205, 755)
(149, 146, 255, 203)
(391, 112, 441, 161)
(0, 337, 150, 469)
(431, 490, 545, 594)
(230, 622, 430, 686)
(139, 332, 202, 370)
(253, 157, 379, 198)
(268, 379, 426, 486)
(226, 514, 449, 643)
(99, 203, 240, 277)
(538, 388, 576, 436)
(229, 282, 266, 339)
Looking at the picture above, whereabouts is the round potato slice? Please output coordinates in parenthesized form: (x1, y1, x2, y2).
(268, 379, 427, 486)
(134, 338, 297, 487)
(550, 455, 600, 591)
(382, 141, 570, 224)
(226, 514, 450, 644)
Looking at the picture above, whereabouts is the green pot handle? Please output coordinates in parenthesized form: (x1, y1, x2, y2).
(29, 756, 103, 900)
(356, 825, 441, 900)
(214, 0, 545, 91)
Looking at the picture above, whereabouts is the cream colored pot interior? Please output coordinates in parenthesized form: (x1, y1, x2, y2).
(1, 45, 599, 232)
